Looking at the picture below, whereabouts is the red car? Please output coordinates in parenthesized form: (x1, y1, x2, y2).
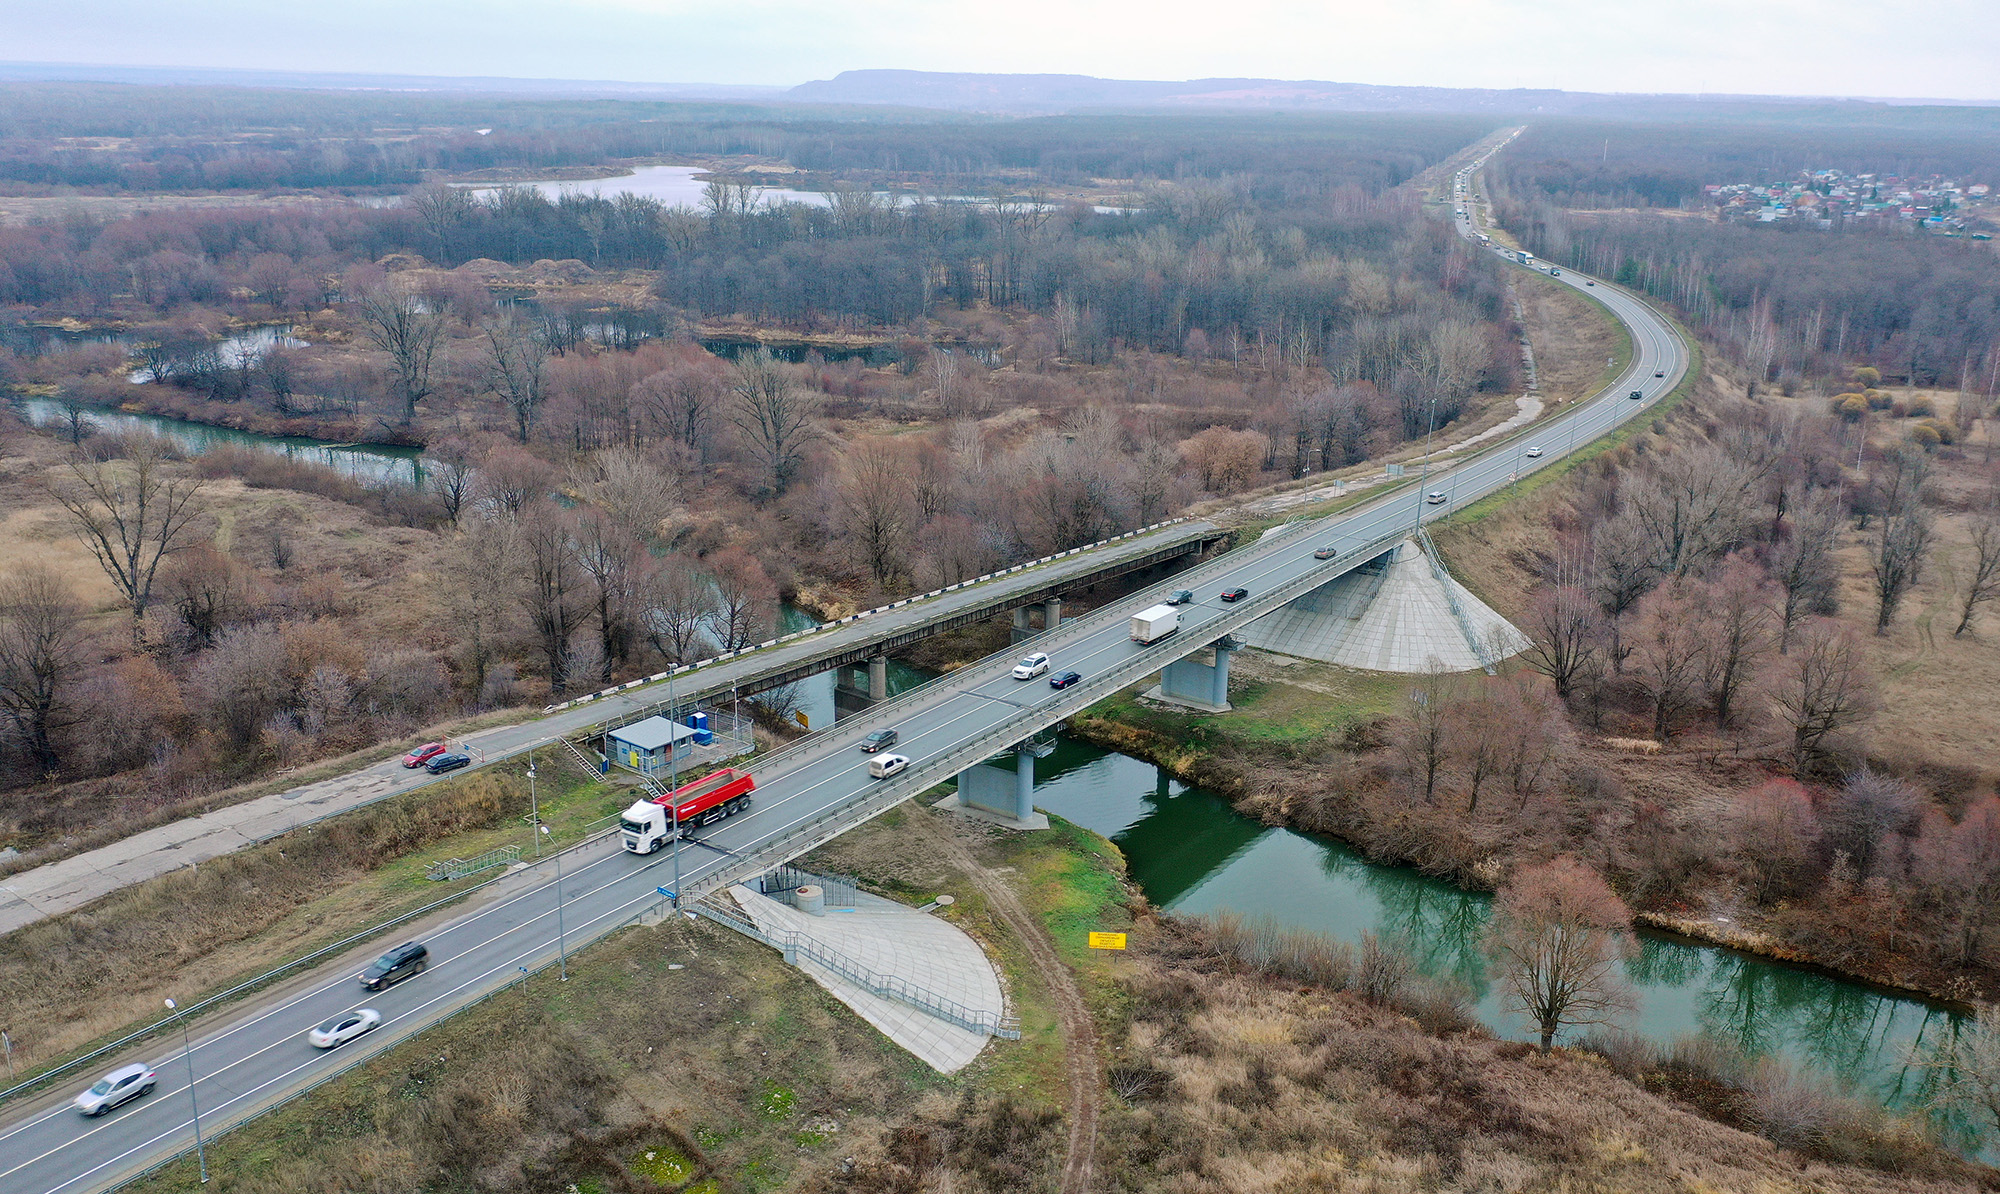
(402, 742, 448, 769)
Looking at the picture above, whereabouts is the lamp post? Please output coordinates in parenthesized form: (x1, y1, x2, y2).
(540, 825, 567, 981)
(527, 752, 540, 856)
(163, 999, 208, 1184)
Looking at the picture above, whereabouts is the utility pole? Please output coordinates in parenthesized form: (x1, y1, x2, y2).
(2, 1028, 13, 1082)
(540, 825, 568, 981)
(164, 999, 208, 1184)
(527, 751, 540, 855)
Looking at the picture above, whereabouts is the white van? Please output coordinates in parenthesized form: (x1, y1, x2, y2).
(868, 753, 910, 780)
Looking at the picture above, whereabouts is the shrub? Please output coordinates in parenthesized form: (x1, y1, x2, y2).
(1907, 395, 1937, 418)
(1830, 394, 1868, 421)
(1865, 389, 1893, 410)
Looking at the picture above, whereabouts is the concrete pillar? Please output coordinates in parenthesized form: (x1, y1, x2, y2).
(1014, 744, 1035, 822)
(1210, 642, 1233, 709)
(1011, 606, 1033, 643)
(1043, 596, 1063, 630)
(868, 655, 888, 702)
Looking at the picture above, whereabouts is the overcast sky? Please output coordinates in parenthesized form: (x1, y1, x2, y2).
(6, 0, 1999, 100)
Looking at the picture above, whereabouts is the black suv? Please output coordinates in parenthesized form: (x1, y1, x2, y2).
(861, 728, 899, 753)
(361, 941, 429, 990)
(426, 752, 472, 775)
(1165, 589, 1194, 606)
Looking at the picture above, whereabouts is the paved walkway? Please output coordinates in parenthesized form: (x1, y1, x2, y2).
(0, 520, 1215, 939)
(725, 884, 1003, 1073)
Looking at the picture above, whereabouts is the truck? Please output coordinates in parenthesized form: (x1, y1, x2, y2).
(1130, 604, 1182, 645)
(1517, 250, 1534, 266)
(619, 768, 755, 854)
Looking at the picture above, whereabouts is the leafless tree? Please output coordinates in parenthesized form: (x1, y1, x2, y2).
(159, 543, 248, 650)
(350, 282, 447, 421)
(640, 555, 717, 665)
(1394, 661, 1459, 806)
(1587, 511, 1656, 671)
(571, 509, 642, 685)
(1769, 619, 1876, 773)
(838, 441, 914, 586)
(1630, 581, 1709, 742)
(1520, 584, 1602, 705)
(1487, 856, 1636, 1053)
(447, 513, 517, 700)
(0, 565, 91, 773)
(728, 349, 820, 498)
(1767, 489, 1843, 653)
(477, 443, 559, 518)
(1956, 509, 2000, 637)
(583, 447, 682, 545)
(634, 361, 723, 463)
(47, 442, 206, 642)
(1870, 448, 1935, 632)
(1918, 1003, 2000, 1136)
(708, 548, 776, 650)
(1699, 557, 1775, 727)
(406, 182, 477, 263)
(423, 435, 478, 527)
(1629, 442, 1761, 578)
(515, 503, 588, 698)
(480, 311, 550, 442)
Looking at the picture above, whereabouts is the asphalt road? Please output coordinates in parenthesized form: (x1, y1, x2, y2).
(0, 147, 1685, 1194)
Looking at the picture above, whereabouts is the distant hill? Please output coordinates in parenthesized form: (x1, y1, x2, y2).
(0, 61, 784, 101)
(785, 69, 2000, 120)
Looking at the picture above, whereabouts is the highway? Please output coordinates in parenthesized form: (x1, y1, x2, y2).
(0, 140, 1687, 1194)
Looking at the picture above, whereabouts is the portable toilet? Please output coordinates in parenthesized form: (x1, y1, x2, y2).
(690, 711, 714, 745)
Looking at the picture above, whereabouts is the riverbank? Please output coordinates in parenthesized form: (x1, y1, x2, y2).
(1064, 691, 1992, 1011)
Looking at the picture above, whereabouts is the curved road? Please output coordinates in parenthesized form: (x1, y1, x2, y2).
(0, 144, 1688, 1194)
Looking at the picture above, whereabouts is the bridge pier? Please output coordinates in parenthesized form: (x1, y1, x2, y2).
(938, 742, 1051, 830)
(868, 654, 888, 702)
(1011, 607, 1033, 644)
(1043, 596, 1062, 631)
(1150, 637, 1236, 712)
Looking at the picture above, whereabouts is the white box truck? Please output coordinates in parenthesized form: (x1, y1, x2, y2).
(1130, 604, 1182, 644)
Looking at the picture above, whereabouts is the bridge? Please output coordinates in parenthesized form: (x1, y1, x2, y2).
(0, 137, 1691, 1194)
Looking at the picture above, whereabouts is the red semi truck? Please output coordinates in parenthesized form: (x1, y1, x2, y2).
(619, 768, 755, 854)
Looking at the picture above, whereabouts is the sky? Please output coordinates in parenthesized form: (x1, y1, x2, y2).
(5, 0, 2000, 101)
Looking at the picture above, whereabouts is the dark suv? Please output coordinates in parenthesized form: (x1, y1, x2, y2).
(361, 941, 429, 990)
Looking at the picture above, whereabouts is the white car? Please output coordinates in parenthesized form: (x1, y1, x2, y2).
(1524, 446, 1544, 458)
(308, 1007, 383, 1049)
(1011, 653, 1051, 680)
(1425, 491, 1448, 505)
(75, 1064, 156, 1116)
(868, 753, 910, 780)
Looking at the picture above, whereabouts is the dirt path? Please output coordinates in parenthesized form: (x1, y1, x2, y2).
(911, 809, 1100, 1194)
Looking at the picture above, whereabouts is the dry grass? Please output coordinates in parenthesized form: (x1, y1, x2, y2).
(1518, 268, 1631, 407)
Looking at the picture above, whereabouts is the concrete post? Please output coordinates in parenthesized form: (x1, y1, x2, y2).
(1014, 744, 1035, 822)
(1011, 606, 1032, 643)
(868, 655, 888, 702)
(1043, 596, 1063, 630)
(1210, 642, 1233, 709)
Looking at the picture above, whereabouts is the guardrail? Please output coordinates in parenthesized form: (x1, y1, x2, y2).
(1416, 526, 1495, 675)
(687, 899, 1019, 1039)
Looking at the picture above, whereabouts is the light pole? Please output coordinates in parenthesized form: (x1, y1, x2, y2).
(2, 1028, 13, 1082)
(527, 752, 540, 856)
(540, 825, 567, 981)
(163, 999, 208, 1184)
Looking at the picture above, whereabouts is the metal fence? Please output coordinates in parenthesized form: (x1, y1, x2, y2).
(754, 864, 860, 909)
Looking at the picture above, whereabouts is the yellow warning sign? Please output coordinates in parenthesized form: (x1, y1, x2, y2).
(794, 710, 810, 728)
(1087, 932, 1128, 951)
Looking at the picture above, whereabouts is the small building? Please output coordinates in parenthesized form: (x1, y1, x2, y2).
(608, 716, 699, 775)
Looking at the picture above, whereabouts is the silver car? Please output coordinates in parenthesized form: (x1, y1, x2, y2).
(75, 1063, 156, 1116)
(1011, 652, 1050, 680)
(308, 1008, 383, 1049)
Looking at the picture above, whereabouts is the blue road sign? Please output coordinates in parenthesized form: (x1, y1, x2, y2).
(656, 886, 677, 900)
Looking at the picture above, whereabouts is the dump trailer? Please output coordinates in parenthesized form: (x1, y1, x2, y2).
(1130, 604, 1183, 645)
(620, 768, 755, 854)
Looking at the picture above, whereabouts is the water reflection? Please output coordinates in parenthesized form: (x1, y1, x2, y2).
(1027, 733, 1970, 1144)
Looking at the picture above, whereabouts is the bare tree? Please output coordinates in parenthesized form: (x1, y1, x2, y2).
(47, 442, 206, 642)
(1486, 856, 1636, 1053)
(478, 311, 550, 443)
(1393, 661, 1459, 806)
(1956, 510, 2000, 637)
(728, 349, 820, 499)
(1919, 1004, 2000, 1136)
(0, 565, 90, 773)
(350, 283, 447, 421)
(447, 512, 517, 701)
(515, 503, 588, 698)
(634, 361, 723, 464)
(1588, 511, 1656, 671)
(1767, 489, 1843, 653)
(1871, 448, 1935, 632)
(159, 543, 247, 650)
(584, 447, 682, 545)
(838, 441, 914, 586)
(708, 547, 776, 651)
(423, 435, 478, 526)
(640, 555, 718, 664)
(1629, 581, 1709, 742)
(1699, 557, 1775, 727)
(1769, 619, 1875, 773)
(571, 509, 642, 685)
(1629, 443, 1761, 578)
(1520, 584, 1602, 705)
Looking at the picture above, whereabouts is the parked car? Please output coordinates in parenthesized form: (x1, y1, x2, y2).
(401, 742, 447, 768)
(308, 1008, 382, 1049)
(74, 1064, 155, 1117)
(360, 941, 428, 990)
(1425, 491, 1448, 505)
(1011, 653, 1051, 680)
(860, 728, 899, 753)
(1219, 587, 1248, 603)
(1524, 446, 1544, 458)
(1312, 545, 1338, 560)
(1049, 670, 1083, 689)
(1164, 589, 1195, 606)
(868, 753, 910, 780)
(425, 752, 471, 775)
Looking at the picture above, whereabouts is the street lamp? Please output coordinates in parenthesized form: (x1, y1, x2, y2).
(527, 753, 540, 856)
(163, 999, 208, 1184)
(540, 825, 567, 981)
